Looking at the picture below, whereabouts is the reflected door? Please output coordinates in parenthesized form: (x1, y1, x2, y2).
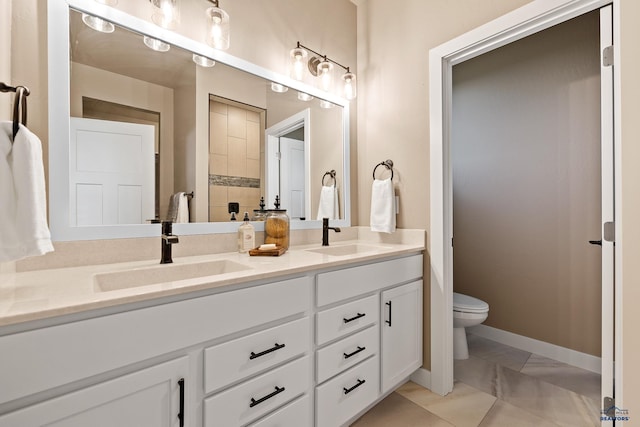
(280, 137, 306, 220)
(69, 118, 155, 226)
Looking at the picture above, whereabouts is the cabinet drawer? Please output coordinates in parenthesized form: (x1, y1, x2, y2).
(248, 394, 311, 427)
(204, 356, 310, 427)
(316, 326, 378, 384)
(317, 254, 423, 306)
(316, 294, 379, 345)
(204, 317, 310, 394)
(315, 356, 379, 427)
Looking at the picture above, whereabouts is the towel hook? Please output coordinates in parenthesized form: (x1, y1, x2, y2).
(372, 159, 394, 180)
(1, 82, 30, 141)
(322, 170, 337, 187)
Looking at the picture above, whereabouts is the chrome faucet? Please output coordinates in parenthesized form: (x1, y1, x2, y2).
(322, 218, 341, 246)
(161, 221, 179, 264)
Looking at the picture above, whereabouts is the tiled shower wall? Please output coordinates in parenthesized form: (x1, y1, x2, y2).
(209, 100, 264, 221)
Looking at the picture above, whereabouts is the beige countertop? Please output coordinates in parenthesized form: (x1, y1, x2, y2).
(0, 237, 424, 328)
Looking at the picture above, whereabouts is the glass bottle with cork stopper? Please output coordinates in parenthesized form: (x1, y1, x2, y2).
(265, 196, 290, 251)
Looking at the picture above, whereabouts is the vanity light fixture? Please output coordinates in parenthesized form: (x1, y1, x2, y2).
(297, 92, 314, 102)
(270, 82, 289, 93)
(205, 0, 230, 50)
(193, 54, 215, 67)
(289, 42, 356, 99)
(81, 13, 115, 33)
(319, 100, 335, 109)
(143, 36, 171, 52)
(149, 0, 180, 30)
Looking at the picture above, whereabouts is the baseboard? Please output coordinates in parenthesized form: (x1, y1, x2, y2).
(468, 324, 601, 374)
(409, 367, 431, 389)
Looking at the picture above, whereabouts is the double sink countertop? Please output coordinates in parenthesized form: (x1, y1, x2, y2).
(0, 232, 424, 328)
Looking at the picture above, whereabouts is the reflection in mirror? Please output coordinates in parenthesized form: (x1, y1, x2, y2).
(49, 1, 350, 240)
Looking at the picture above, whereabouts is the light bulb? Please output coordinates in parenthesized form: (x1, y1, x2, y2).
(290, 47, 308, 81)
(342, 72, 357, 100)
(316, 60, 334, 92)
(82, 13, 115, 33)
(151, 0, 180, 29)
(206, 6, 230, 50)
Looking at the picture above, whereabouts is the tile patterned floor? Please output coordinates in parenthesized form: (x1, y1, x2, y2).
(352, 334, 601, 427)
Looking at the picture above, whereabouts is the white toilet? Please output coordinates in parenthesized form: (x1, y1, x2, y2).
(453, 292, 489, 360)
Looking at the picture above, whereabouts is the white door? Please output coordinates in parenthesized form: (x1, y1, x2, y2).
(598, 4, 615, 420)
(69, 118, 155, 226)
(280, 137, 306, 219)
(0, 357, 188, 427)
(381, 280, 423, 393)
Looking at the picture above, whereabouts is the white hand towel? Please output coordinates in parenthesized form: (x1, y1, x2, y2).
(167, 192, 189, 223)
(370, 178, 396, 234)
(176, 192, 189, 223)
(0, 122, 54, 262)
(316, 185, 339, 220)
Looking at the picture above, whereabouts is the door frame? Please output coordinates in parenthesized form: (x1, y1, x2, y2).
(428, 0, 621, 406)
(265, 109, 311, 215)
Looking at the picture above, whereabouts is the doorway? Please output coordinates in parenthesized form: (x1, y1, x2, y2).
(428, 0, 618, 413)
(451, 9, 603, 418)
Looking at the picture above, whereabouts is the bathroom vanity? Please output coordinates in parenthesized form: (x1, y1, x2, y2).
(0, 240, 423, 426)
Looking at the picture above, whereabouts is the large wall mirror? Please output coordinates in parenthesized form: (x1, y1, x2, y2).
(48, 0, 351, 240)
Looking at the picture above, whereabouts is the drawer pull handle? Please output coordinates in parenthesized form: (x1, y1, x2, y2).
(249, 343, 286, 360)
(343, 346, 366, 359)
(343, 379, 366, 395)
(343, 312, 366, 323)
(178, 378, 185, 427)
(249, 386, 285, 408)
(385, 301, 392, 326)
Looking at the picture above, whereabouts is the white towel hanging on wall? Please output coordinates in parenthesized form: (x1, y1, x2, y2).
(0, 122, 54, 262)
(316, 185, 339, 220)
(370, 177, 396, 233)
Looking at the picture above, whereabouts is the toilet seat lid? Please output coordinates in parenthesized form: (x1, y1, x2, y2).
(453, 292, 489, 313)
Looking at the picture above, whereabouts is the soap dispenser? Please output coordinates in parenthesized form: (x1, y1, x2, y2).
(238, 212, 255, 253)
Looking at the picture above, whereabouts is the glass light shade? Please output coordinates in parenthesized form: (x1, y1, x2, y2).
(82, 13, 115, 33)
(271, 82, 288, 93)
(150, 0, 180, 30)
(143, 36, 170, 52)
(342, 71, 357, 100)
(316, 60, 334, 92)
(319, 100, 335, 109)
(205, 6, 230, 50)
(297, 92, 314, 102)
(290, 47, 308, 81)
(193, 54, 215, 67)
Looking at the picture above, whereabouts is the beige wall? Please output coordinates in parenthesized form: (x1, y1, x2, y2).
(357, 0, 533, 370)
(452, 11, 601, 356)
(359, 0, 640, 416)
(619, 0, 640, 417)
(0, 0, 11, 119)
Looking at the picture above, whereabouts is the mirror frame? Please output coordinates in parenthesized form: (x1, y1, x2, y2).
(48, 0, 351, 241)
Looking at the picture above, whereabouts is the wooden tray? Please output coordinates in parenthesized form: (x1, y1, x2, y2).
(249, 246, 287, 256)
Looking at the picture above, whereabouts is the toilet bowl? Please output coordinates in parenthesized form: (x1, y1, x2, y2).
(453, 292, 489, 360)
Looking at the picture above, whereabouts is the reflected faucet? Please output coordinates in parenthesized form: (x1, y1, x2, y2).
(322, 218, 341, 246)
(161, 221, 179, 264)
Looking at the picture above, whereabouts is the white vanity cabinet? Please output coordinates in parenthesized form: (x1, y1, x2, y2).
(381, 280, 423, 393)
(315, 254, 423, 426)
(0, 356, 188, 427)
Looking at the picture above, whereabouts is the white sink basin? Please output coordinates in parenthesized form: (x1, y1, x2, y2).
(94, 259, 252, 292)
(306, 244, 386, 257)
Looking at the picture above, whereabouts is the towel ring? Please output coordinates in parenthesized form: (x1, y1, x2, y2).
(372, 160, 394, 180)
(322, 170, 337, 187)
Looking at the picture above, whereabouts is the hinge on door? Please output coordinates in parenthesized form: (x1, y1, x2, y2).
(275, 151, 281, 160)
(451, 237, 454, 248)
(603, 45, 614, 67)
(603, 396, 615, 417)
(604, 221, 615, 243)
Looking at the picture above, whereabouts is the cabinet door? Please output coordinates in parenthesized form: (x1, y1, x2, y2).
(381, 280, 423, 393)
(0, 356, 188, 427)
